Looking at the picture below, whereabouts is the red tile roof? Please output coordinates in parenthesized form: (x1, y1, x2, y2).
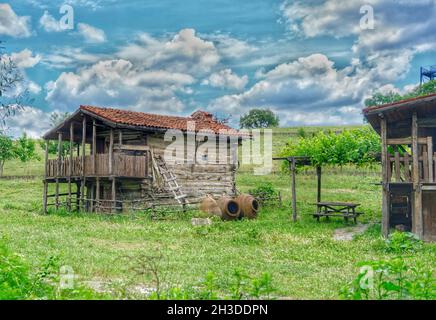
(363, 93, 436, 114)
(80, 105, 241, 135)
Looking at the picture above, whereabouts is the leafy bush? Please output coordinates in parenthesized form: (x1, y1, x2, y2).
(279, 127, 381, 168)
(248, 182, 279, 206)
(0, 237, 106, 300)
(340, 258, 435, 300)
(385, 231, 423, 254)
(150, 269, 275, 300)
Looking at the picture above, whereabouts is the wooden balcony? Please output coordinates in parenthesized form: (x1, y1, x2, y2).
(388, 151, 436, 184)
(46, 153, 149, 179)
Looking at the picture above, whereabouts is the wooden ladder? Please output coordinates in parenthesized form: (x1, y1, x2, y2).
(153, 155, 188, 205)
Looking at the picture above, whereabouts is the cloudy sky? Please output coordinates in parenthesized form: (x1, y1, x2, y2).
(1, 0, 436, 137)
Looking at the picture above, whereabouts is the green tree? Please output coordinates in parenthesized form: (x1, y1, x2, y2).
(0, 42, 28, 133)
(365, 80, 436, 107)
(0, 134, 15, 177)
(239, 108, 279, 129)
(0, 133, 39, 177)
(40, 111, 73, 156)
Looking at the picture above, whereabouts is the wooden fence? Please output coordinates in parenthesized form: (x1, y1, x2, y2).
(388, 151, 436, 183)
(46, 153, 148, 178)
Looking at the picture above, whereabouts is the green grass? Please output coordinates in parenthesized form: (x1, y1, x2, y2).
(0, 172, 434, 299)
(0, 126, 434, 299)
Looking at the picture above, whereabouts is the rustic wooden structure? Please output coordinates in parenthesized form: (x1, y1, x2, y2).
(364, 93, 436, 241)
(273, 156, 362, 223)
(312, 202, 362, 223)
(42, 106, 241, 213)
(273, 156, 317, 221)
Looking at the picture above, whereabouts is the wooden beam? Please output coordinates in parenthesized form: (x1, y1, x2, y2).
(113, 144, 150, 152)
(290, 158, 297, 222)
(386, 137, 428, 145)
(112, 177, 116, 213)
(81, 117, 86, 211)
(95, 177, 100, 213)
(119, 129, 122, 145)
(316, 166, 322, 203)
(380, 116, 389, 237)
(412, 112, 423, 238)
(68, 123, 74, 211)
(56, 132, 62, 210)
(82, 116, 86, 177)
(93, 120, 97, 175)
(109, 128, 114, 175)
(427, 136, 433, 182)
(43, 140, 49, 214)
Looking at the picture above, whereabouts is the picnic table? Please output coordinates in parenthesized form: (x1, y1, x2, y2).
(312, 202, 362, 223)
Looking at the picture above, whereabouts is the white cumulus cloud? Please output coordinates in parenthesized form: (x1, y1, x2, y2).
(0, 4, 32, 38)
(203, 69, 248, 90)
(77, 23, 106, 43)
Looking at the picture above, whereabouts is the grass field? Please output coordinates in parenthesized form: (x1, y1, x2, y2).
(0, 127, 434, 299)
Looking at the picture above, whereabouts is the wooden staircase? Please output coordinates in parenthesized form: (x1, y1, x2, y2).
(153, 154, 188, 205)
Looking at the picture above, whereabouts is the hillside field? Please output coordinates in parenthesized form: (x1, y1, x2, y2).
(0, 126, 434, 299)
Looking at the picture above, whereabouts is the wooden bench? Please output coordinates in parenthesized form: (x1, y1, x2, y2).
(312, 202, 363, 223)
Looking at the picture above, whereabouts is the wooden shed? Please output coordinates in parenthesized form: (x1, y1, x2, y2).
(42, 105, 242, 213)
(364, 93, 436, 241)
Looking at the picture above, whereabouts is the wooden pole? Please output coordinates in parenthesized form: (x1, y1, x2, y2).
(316, 166, 322, 203)
(95, 177, 100, 213)
(290, 157, 297, 222)
(90, 182, 94, 213)
(380, 116, 389, 237)
(68, 122, 74, 211)
(81, 116, 87, 211)
(93, 120, 97, 175)
(43, 140, 49, 214)
(412, 112, 423, 238)
(112, 177, 116, 213)
(119, 129, 122, 146)
(56, 132, 62, 210)
(109, 128, 114, 175)
(427, 136, 433, 183)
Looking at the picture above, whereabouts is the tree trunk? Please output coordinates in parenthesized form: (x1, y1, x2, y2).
(0, 161, 4, 177)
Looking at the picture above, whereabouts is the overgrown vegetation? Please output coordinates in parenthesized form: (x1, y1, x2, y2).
(279, 127, 380, 168)
(0, 133, 39, 176)
(0, 236, 107, 300)
(340, 258, 435, 300)
(365, 79, 436, 107)
(385, 231, 423, 254)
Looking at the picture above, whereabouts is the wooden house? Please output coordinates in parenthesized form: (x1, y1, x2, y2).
(364, 93, 436, 241)
(42, 105, 242, 213)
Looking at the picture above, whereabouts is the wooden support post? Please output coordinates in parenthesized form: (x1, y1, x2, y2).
(427, 136, 433, 182)
(316, 166, 322, 203)
(81, 117, 87, 211)
(380, 116, 389, 237)
(56, 132, 62, 210)
(412, 112, 423, 238)
(95, 177, 100, 213)
(76, 182, 80, 211)
(112, 177, 116, 213)
(90, 182, 94, 213)
(43, 140, 49, 214)
(290, 157, 297, 222)
(119, 129, 122, 146)
(82, 117, 86, 176)
(93, 120, 97, 175)
(68, 123, 74, 211)
(109, 128, 114, 175)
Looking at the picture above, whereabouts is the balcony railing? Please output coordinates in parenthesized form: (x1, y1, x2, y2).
(46, 153, 148, 178)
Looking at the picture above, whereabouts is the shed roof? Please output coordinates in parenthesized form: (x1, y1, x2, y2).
(43, 105, 242, 140)
(363, 93, 436, 137)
